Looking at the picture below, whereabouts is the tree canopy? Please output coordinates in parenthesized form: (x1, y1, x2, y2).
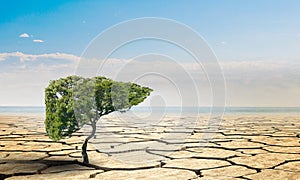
(45, 75, 152, 141)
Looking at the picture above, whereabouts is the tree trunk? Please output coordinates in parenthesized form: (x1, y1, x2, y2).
(82, 121, 96, 164)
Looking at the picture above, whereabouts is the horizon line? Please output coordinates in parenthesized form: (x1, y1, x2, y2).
(1, 106, 300, 108)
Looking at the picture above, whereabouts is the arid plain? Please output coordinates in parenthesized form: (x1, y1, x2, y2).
(0, 114, 300, 179)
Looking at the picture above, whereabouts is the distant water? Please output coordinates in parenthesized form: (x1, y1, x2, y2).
(0, 106, 45, 115)
(131, 107, 300, 115)
(0, 106, 299, 115)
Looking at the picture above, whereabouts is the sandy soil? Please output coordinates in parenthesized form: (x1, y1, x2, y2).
(0, 114, 300, 179)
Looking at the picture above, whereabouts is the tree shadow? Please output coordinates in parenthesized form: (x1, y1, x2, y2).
(1, 159, 80, 166)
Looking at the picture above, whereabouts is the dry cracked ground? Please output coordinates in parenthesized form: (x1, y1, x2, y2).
(0, 114, 300, 179)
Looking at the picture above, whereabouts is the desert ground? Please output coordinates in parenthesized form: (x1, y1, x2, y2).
(0, 114, 300, 179)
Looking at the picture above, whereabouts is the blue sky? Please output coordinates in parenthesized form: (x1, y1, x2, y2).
(1, 0, 300, 106)
(1, 0, 300, 59)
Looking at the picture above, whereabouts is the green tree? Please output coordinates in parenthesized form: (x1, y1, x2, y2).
(45, 75, 152, 164)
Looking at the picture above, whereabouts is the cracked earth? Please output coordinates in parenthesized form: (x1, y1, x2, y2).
(0, 114, 300, 179)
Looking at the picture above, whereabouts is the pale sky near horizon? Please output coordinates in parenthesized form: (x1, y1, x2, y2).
(0, 0, 300, 107)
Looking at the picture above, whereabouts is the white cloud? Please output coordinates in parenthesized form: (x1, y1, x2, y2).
(33, 39, 44, 43)
(1, 51, 300, 106)
(0, 52, 80, 106)
(0, 51, 80, 62)
(19, 33, 29, 38)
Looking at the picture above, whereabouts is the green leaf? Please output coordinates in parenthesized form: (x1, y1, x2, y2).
(45, 75, 153, 141)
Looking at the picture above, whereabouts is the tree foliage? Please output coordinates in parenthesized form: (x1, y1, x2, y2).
(45, 75, 152, 141)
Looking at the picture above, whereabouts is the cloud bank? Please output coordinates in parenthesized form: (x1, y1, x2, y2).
(0, 52, 79, 62)
(0, 51, 299, 107)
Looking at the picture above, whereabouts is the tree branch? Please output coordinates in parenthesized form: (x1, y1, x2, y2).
(82, 121, 96, 164)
